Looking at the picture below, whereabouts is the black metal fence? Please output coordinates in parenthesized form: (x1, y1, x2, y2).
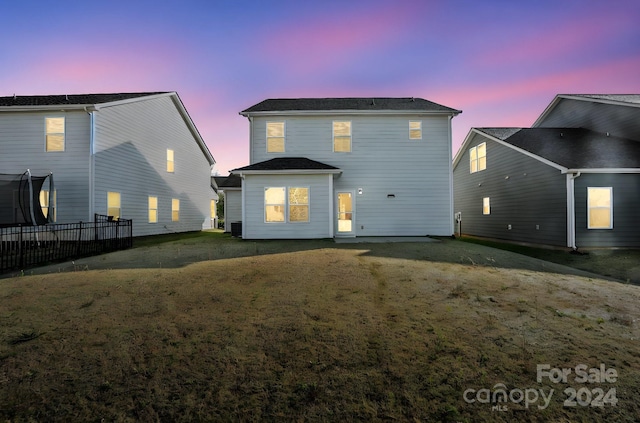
(1, 214, 132, 274)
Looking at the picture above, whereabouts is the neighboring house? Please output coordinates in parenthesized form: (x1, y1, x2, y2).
(231, 97, 461, 239)
(215, 174, 242, 233)
(0, 92, 217, 236)
(453, 94, 640, 248)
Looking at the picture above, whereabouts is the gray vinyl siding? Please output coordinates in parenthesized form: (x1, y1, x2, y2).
(536, 99, 640, 141)
(223, 190, 242, 233)
(93, 95, 214, 237)
(242, 174, 331, 239)
(0, 111, 90, 223)
(574, 173, 640, 247)
(453, 133, 567, 246)
(250, 114, 453, 236)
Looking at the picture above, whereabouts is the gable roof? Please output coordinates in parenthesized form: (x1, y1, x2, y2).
(475, 127, 640, 170)
(0, 91, 215, 166)
(0, 92, 169, 107)
(533, 94, 640, 127)
(232, 157, 341, 174)
(560, 94, 640, 106)
(240, 97, 461, 115)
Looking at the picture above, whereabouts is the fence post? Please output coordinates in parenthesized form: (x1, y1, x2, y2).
(76, 222, 83, 256)
(18, 225, 24, 269)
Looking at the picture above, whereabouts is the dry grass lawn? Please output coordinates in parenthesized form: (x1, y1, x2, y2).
(1, 237, 639, 422)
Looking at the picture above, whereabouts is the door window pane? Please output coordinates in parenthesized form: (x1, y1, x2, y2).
(337, 192, 353, 232)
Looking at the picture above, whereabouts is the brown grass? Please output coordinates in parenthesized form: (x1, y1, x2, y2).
(1, 243, 639, 422)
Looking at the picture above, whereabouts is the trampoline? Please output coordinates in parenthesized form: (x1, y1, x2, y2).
(0, 170, 54, 227)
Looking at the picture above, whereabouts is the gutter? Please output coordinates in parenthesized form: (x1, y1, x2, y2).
(240, 109, 461, 117)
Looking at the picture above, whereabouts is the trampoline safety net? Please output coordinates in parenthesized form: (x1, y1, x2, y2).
(0, 171, 52, 227)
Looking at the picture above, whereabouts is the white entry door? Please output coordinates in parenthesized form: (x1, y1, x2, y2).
(336, 191, 355, 237)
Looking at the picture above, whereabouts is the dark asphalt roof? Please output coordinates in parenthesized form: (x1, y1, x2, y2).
(241, 97, 460, 114)
(0, 92, 170, 107)
(215, 174, 242, 188)
(232, 157, 340, 172)
(477, 127, 640, 169)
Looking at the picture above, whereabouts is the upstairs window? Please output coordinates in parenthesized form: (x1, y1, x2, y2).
(167, 149, 175, 173)
(107, 192, 121, 219)
(470, 142, 487, 173)
(45, 117, 65, 151)
(587, 187, 613, 229)
(148, 196, 158, 223)
(267, 122, 285, 152)
(333, 121, 351, 152)
(409, 121, 422, 140)
(172, 198, 180, 221)
(288, 187, 309, 222)
(265, 187, 285, 222)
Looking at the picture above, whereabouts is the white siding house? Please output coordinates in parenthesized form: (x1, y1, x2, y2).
(231, 98, 461, 239)
(0, 92, 216, 236)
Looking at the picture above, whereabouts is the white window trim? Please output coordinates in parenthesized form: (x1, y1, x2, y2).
(288, 186, 310, 224)
(470, 142, 487, 173)
(107, 191, 121, 219)
(172, 198, 180, 222)
(409, 121, 422, 140)
(264, 187, 286, 223)
(587, 187, 613, 229)
(333, 121, 352, 153)
(483, 197, 490, 215)
(266, 121, 286, 153)
(45, 116, 65, 152)
(264, 186, 311, 223)
(167, 149, 175, 173)
(148, 196, 158, 223)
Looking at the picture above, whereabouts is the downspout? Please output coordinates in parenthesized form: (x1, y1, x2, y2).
(88, 109, 96, 220)
(329, 174, 334, 238)
(248, 116, 254, 165)
(566, 171, 581, 249)
(447, 114, 454, 236)
(240, 173, 246, 238)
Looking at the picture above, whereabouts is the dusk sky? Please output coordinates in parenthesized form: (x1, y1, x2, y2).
(2, 0, 639, 175)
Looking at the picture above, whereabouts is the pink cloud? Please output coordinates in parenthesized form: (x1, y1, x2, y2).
(5, 37, 193, 96)
(258, 2, 436, 74)
(474, 6, 636, 68)
(441, 56, 640, 153)
(429, 56, 640, 112)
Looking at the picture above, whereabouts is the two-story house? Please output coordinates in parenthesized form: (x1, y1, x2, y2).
(0, 92, 217, 237)
(453, 94, 640, 248)
(228, 98, 461, 239)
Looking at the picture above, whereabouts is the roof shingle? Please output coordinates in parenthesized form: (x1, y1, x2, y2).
(241, 97, 460, 114)
(232, 157, 340, 172)
(0, 92, 169, 107)
(477, 127, 640, 169)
